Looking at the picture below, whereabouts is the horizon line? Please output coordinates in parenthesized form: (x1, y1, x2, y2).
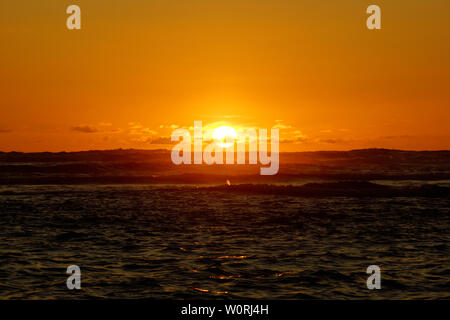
(1, 147, 449, 154)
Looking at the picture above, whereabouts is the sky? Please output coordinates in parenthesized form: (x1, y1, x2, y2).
(0, 0, 449, 152)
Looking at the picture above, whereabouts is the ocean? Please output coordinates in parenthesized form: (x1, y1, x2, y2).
(1, 182, 449, 299)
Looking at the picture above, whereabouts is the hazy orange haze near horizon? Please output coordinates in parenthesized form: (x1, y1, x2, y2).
(0, 0, 449, 152)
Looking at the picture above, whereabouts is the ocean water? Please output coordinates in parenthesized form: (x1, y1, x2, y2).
(0, 184, 449, 299)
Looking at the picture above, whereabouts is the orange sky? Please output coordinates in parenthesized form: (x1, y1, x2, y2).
(0, 0, 449, 152)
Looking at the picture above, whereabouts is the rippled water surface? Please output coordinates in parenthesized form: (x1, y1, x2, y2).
(0, 185, 449, 299)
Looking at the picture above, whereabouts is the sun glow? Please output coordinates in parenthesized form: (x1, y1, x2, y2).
(213, 126, 237, 148)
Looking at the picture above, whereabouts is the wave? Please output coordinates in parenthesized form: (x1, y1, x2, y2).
(198, 181, 450, 198)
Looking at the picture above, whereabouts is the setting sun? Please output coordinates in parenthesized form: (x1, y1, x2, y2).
(213, 126, 237, 148)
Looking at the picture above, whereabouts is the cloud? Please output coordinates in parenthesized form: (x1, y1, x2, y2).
(141, 128, 157, 135)
(273, 120, 292, 130)
(316, 138, 353, 144)
(0, 129, 12, 133)
(128, 122, 157, 136)
(126, 122, 161, 144)
(280, 134, 309, 144)
(149, 136, 172, 144)
(158, 124, 180, 130)
(71, 125, 99, 133)
(378, 135, 414, 140)
(128, 123, 143, 131)
(318, 138, 341, 144)
(71, 123, 122, 134)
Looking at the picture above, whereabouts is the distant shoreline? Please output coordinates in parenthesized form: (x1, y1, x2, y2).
(1, 148, 449, 186)
(1, 148, 449, 154)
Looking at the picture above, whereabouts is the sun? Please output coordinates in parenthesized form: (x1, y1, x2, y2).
(213, 126, 237, 148)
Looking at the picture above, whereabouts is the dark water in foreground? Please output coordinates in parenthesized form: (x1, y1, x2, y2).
(0, 184, 449, 299)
